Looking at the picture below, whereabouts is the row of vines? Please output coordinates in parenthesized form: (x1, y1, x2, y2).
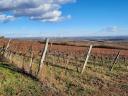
(0, 39, 128, 80)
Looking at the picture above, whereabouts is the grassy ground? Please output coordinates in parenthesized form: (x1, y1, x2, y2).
(0, 62, 60, 96)
(43, 58, 128, 96)
(0, 54, 128, 96)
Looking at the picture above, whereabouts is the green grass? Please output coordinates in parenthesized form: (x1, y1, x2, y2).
(0, 62, 57, 96)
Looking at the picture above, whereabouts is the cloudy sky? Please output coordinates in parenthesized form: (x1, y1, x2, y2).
(0, 0, 128, 37)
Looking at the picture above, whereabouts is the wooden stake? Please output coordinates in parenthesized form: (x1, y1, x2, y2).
(4, 39, 11, 57)
(81, 45, 93, 74)
(38, 38, 49, 75)
(29, 52, 33, 73)
(110, 51, 120, 71)
(22, 55, 25, 70)
(52, 55, 55, 65)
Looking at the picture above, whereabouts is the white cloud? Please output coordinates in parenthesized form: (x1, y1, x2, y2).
(0, 0, 75, 22)
(100, 26, 119, 32)
(0, 13, 15, 23)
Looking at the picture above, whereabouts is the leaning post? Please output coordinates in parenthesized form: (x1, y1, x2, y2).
(4, 39, 11, 57)
(110, 51, 120, 71)
(81, 45, 93, 74)
(38, 38, 49, 78)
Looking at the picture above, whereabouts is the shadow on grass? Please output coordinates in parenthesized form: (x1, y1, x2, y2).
(0, 62, 39, 81)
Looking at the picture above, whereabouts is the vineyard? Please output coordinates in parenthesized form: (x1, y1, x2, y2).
(0, 38, 128, 96)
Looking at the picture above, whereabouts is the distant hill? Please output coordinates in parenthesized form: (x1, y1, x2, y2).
(9, 36, 128, 42)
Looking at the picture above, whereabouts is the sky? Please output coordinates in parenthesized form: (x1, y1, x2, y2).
(0, 0, 128, 37)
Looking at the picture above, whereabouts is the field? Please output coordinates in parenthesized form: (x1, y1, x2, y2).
(0, 38, 128, 96)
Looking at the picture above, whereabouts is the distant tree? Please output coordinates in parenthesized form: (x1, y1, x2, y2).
(0, 36, 4, 39)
